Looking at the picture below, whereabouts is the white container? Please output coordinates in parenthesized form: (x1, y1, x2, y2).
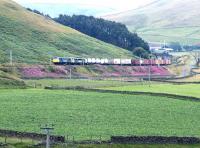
(91, 58, 96, 64)
(104, 59, 109, 64)
(113, 59, 121, 65)
(100, 59, 105, 64)
(121, 59, 132, 65)
(87, 58, 92, 64)
(95, 58, 101, 64)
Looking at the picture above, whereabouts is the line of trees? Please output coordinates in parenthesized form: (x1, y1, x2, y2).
(54, 15, 149, 53)
(27, 8, 150, 58)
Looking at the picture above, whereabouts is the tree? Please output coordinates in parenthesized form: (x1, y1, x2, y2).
(168, 42, 182, 51)
(191, 51, 200, 67)
(133, 47, 149, 59)
(54, 15, 149, 52)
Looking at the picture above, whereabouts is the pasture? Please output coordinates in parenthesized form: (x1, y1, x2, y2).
(103, 83, 200, 98)
(0, 89, 199, 140)
(25, 79, 133, 88)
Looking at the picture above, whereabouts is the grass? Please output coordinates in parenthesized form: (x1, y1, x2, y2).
(135, 27, 200, 44)
(168, 74, 200, 82)
(102, 83, 200, 98)
(25, 79, 133, 88)
(0, 89, 199, 140)
(0, 69, 25, 89)
(106, 0, 200, 44)
(0, 0, 132, 64)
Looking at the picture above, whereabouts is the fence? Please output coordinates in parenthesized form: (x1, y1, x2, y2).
(0, 129, 65, 143)
(111, 136, 200, 144)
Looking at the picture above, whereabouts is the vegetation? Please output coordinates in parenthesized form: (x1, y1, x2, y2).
(0, 0, 132, 64)
(137, 27, 200, 45)
(191, 51, 200, 66)
(0, 67, 25, 89)
(132, 47, 149, 58)
(171, 74, 200, 82)
(0, 89, 199, 140)
(104, 0, 200, 44)
(25, 79, 133, 88)
(168, 42, 182, 52)
(54, 15, 149, 52)
(103, 83, 200, 98)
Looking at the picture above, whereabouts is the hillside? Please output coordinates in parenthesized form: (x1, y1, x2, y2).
(104, 0, 200, 44)
(0, 0, 132, 64)
(0, 66, 25, 88)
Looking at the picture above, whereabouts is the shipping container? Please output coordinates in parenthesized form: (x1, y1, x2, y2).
(121, 59, 132, 65)
(113, 59, 121, 65)
(95, 58, 101, 64)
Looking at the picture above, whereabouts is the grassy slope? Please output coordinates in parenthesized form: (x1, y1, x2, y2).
(0, 89, 199, 139)
(0, 0, 132, 64)
(0, 66, 25, 88)
(104, 0, 200, 44)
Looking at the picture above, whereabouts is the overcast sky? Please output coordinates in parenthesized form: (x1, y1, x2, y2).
(13, 0, 154, 11)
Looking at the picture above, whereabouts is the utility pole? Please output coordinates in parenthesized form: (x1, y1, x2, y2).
(148, 56, 152, 87)
(10, 50, 13, 65)
(69, 67, 72, 79)
(41, 125, 54, 148)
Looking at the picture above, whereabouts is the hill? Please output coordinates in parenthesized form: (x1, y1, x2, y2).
(104, 0, 200, 44)
(0, 66, 25, 88)
(0, 0, 132, 64)
(54, 15, 149, 52)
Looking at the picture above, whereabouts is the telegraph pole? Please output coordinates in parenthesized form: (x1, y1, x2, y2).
(148, 56, 152, 87)
(10, 50, 13, 65)
(41, 125, 54, 148)
(69, 67, 72, 79)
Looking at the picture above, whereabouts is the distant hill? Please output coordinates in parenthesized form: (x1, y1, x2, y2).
(0, 0, 132, 64)
(104, 0, 200, 44)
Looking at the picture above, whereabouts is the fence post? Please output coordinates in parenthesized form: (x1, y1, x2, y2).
(99, 135, 102, 143)
(20, 136, 22, 143)
(5, 136, 7, 144)
(66, 135, 68, 142)
(90, 135, 92, 141)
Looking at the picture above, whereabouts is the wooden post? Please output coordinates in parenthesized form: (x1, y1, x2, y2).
(5, 136, 7, 143)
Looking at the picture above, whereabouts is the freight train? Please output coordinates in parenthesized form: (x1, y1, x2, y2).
(52, 57, 171, 66)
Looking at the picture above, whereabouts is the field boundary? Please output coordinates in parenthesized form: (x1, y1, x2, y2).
(45, 87, 200, 102)
(0, 129, 65, 143)
(151, 80, 200, 84)
(1, 129, 200, 145)
(111, 136, 200, 144)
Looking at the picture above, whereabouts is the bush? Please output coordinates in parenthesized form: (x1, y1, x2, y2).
(133, 47, 150, 58)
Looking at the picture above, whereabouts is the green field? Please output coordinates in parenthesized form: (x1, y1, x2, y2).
(103, 83, 200, 98)
(25, 79, 133, 88)
(137, 27, 200, 44)
(0, 89, 199, 140)
(0, 69, 25, 89)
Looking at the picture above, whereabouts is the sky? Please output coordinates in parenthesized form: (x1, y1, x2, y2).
(13, 0, 154, 11)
